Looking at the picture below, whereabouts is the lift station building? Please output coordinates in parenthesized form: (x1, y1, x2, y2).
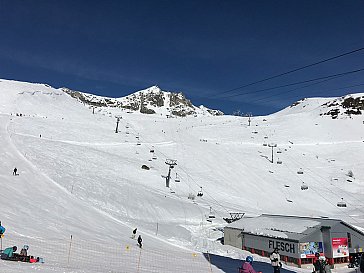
(224, 214, 364, 268)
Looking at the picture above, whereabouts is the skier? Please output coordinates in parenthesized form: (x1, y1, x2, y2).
(270, 248, 281, 273)
(137, 235, 142, 248)
(360, 252, 364, 273)
(239, 256, 258, 273)
(13, 167, 18, 176)
(131, 228, 137, 239)
(0, 246, 17, 260)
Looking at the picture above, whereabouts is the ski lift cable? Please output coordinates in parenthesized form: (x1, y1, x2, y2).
(283, 149, 363, 206)
(282, 151, 364, 223)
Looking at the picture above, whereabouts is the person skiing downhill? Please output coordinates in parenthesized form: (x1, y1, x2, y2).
(239, 256, 258, 273)
(137, 235, 142, 248)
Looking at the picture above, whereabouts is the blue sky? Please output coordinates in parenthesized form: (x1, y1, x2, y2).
(0, 0, 364, 115)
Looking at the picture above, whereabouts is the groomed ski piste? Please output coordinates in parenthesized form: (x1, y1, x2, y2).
(0, 79, 363, 273)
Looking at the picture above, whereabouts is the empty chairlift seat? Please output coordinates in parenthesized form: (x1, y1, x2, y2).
(197, 187, 203, 197)
(337, 198, 347, 207)
(297, 168, 304, 174)
(301, 182, 309, 190)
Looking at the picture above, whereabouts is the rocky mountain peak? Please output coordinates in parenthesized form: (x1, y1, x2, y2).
(62, 86, 224, 117)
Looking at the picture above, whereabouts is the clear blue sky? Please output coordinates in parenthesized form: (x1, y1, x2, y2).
(1, 0, 364, 115)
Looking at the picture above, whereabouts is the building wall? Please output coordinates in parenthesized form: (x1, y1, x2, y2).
(224, 227, 243, 249)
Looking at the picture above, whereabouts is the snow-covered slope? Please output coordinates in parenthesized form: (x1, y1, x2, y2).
(0, 79, 363, 272)
(62, 85, 224, 117)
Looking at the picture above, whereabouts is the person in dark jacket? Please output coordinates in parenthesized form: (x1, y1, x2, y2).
(313, 253, 321, 273)
(360, 252, 364, 273)
(137, 235, 142, 248)
(13, 167, 18, 176)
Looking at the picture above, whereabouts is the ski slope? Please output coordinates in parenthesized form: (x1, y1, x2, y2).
(0, 79, 363, 272)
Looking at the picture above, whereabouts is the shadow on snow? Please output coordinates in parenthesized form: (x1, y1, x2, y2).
(203, 253, 297, 273)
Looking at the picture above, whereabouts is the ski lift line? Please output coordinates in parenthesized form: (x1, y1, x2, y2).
(211, 46, 364, 97)
(215, 68, 364, 100)
(250, 73, 347, 104)
(126, 119, 258, 217)
(281, 151, 364, 222)
(283, 150, 363, 206)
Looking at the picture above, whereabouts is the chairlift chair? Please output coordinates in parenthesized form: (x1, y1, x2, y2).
(297, 168, 304, 174)
(137, 142, 141, 146)
(277, 159, 282, 164)
(337, 198, 347, 207)
(301, 182, 309, 190)
(197, 187, 203, 197)
(208, 207, 215, 219)
(152, 153, 157, 160)
(175, 173, 180, 182)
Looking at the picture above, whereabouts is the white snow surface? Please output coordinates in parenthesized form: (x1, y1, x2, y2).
(0, 79, 363, 273)
(228, 216, 321, 239)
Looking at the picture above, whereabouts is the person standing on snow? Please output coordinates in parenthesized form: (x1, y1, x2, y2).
(270, 248, 281, 273)
(13, 167, 18, 176)
(239, 256, 258, 273)
(137, 235, 142, 248)
(313, 252, 321, 273)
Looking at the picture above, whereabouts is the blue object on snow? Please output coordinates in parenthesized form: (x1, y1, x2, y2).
(0, 226, 5, 234)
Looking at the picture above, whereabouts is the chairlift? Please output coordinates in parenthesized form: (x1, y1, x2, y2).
(277, 150, 282, 154)
(136, 142, 141, 146)
(286, 198, 293, 203)
(126, 131, 129, 135)
(284, 184, 290, 188)
(277, 159, 282, 164)
(223, 212, 245, 223)
(170, 189, 175, 194)
(126, 125, 129, 129)
(150, 149, 155, 153)
(207, 206, 215, 221)
(197, 187, 203, 197)
(297, 168, 304, 174)
(152, 153, 157, 160)
(175, 173, 180, 182)
(301, 182, 309, 190)
(337, 198, 347, 207)
(263, 143, 268, 146)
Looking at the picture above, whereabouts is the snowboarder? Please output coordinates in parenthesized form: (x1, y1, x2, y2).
(0, 246, 17, 260)
(239, 256, 258, 273)
(13, 167, 18, 176)
(270, 248, 281, 273)
(137, 235, 142, 248)
(131, 228, 137, 239)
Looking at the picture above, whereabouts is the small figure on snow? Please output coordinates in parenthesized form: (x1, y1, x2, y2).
(0, 246, 17, 260)
(19, 245, 29, 262)
(131, 228, 137, 239)
(13, 167, 18, 176)
(239, 256, 258, 273)
(137, 235, 142, 248)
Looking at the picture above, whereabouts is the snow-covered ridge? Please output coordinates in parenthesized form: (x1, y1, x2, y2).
(62, 86, 224, 117)
(278, 93, 364, 119)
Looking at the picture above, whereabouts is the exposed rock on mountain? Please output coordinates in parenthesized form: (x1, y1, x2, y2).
(62, 86, 223, 117)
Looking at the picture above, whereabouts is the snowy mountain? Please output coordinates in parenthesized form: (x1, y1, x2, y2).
(62, 85, 224, 117)
(0, 78, 363, 273)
